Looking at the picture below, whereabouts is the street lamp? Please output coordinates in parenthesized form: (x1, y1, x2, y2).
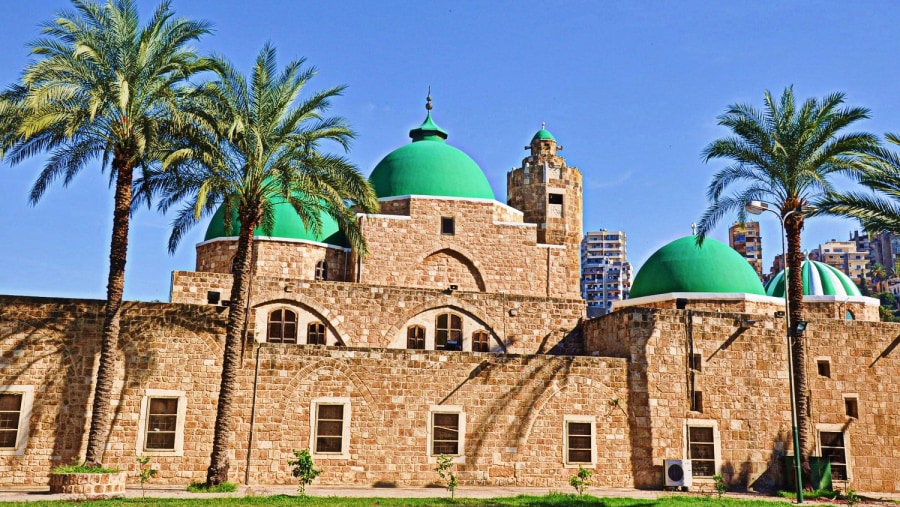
(745, 200, 804, 504)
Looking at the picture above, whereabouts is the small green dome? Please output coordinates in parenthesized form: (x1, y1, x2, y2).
(368, 110, 495, 200)
(532, 128, 555, 141)
(765, 260, 861, 297)
(204, 200, 346, 246)
(630, 236, 766, 298)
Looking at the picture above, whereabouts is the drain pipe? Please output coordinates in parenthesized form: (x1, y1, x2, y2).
(244, 342, 262, 486)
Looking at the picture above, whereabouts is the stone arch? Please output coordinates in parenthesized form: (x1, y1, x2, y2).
(253, 296, 353, 346)
(403, 247, 488, 293)
(378, 296, 504, 351)
(515, 375, 618, 449)
(277, 357, 380, 424)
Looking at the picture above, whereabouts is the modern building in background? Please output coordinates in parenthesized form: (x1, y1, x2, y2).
(809, 238, 870, 288)
(729, 221, 763, 279)
(581, 230, 632, 317)
(866, 230, 900, 274)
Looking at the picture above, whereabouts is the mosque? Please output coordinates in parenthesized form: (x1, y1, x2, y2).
(0, 98, 897, 493)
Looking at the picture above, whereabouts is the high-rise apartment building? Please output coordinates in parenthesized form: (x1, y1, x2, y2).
(809, 238, 870, 287)
(581, 230, 632, 317)
(729, 221, 763, 279)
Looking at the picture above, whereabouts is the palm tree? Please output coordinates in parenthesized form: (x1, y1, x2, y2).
(0, 0, 212, 466)
(696, 87, 878, 481)
(816, 133, 900, 233)
(147, 44, 378, 485)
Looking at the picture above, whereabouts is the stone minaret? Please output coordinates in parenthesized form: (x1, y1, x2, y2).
(507, 124, 584, 297)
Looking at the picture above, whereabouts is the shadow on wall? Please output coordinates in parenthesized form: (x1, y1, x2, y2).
(0, 299, 102, 468)
(718, 429, 791, 494)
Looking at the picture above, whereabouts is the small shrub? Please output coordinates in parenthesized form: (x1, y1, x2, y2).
(288, 448, 322, 495)
(844, 484, 860, 507)
(712, 473, 727, 498)
(186, 481, 237, 493)
(568, 465, 593, 495)
(434, 454, 458, 499)
(136, 455, 157, 498)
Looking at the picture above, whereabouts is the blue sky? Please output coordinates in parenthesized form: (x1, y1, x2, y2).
(2, 1, 899, 301)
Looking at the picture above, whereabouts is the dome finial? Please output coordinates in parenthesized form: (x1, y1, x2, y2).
(691, 222, 697, 236)
(426, 86, 433, 111)
(541, 121, 546, 130)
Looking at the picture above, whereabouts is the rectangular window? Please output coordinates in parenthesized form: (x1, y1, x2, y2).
(432, 413, 460, 455)
(0, 386, 33, 456)
(145, 398, 179, 451)
(441, 217, 455, 235)
(817, 359, 831, 378)
(564, 415, 595, 466)
(689, 353, 702, 372)
(314, 405, 345, 454)
(820, 431, 848, 480)
(548, 193, 564, 205)
(688, 425, 716, 476)
(691, 391, 703, 413)
(0, 393, 23, 449)
(137, 390, 185, 455)
(844, 397, 858, 419)
(428, 406, 465, 459)
(310, 398, 351, 459)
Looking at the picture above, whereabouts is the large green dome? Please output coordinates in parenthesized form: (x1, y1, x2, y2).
(204, 200, 346, 246)
(630, 236, 766, 298)
(765, 260, 861, 297)
(368, 109, 495, 200)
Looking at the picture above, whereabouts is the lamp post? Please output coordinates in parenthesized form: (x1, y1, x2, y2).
(745, 200, 803, 504)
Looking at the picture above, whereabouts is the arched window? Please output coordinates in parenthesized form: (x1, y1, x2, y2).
(268, 309, 297, 344)
(472, 330, 490, 352)
(845, 310, 855, 321)
(407, 325, 425, 349)
(315, 260, 328, 281)
(307, 322, 326, 345)
(436, 313, 462, 350)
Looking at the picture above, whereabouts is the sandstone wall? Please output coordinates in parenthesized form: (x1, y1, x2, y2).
(0, 296, 628, 488)
(196, 239, 349, 283)
(584, 307, 900, 493)
(170, 273, 586, 354)
(355, 197, 579, 298)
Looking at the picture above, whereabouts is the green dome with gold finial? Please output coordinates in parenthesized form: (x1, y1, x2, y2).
(368, 93, 495, 200)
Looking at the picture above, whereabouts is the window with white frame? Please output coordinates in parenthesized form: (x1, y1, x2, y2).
(563, 415, 595, 466)
(0, 386, 33, 455)
(310, 398, 350, 459)
(137, 390, 186, 455)
(686, 420, 719, 477)
(428, 405, 465, 458)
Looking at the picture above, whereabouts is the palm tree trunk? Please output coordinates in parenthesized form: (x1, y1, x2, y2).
(84, 155, 133, 466)
(207, 211, 257, 486)
(785, 213, 811, 486)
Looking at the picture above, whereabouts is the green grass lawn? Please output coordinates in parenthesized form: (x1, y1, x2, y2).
(0, 493, 806, 507)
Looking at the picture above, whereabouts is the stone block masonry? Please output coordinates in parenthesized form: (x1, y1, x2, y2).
(0, 296, 629, 488)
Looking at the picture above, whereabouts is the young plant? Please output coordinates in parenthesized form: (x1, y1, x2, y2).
(712, 473, 727, 498)
(844, 484, 860, 507)
(434, 454, 458, 499)
(569, 465, 593, 495)
(136, 455, 158, 499)
(288, 448, 322, 495)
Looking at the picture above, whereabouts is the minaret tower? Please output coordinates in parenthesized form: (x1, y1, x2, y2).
(507, 124, 584, 297)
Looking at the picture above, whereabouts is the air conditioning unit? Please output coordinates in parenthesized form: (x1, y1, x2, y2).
(665, 459, 692, 488)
